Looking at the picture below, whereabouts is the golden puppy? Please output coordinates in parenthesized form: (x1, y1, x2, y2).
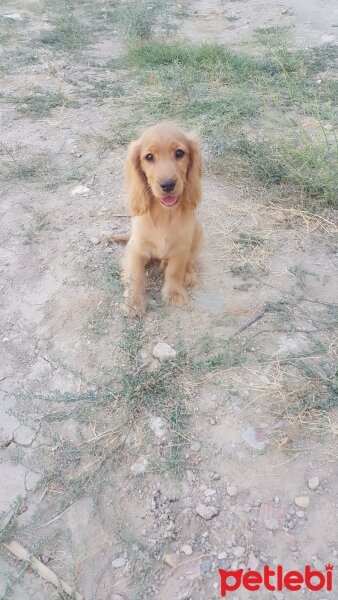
(120, 121, 203, 315)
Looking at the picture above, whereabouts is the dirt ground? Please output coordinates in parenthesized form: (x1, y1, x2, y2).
(0, 1, 337, 599)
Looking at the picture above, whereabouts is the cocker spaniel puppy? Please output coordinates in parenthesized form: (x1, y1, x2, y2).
(120, 121, 203, 316)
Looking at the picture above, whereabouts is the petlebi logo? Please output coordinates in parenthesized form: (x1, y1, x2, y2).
(219, 564, 334, 597)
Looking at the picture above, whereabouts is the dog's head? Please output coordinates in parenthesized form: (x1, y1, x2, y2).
(125, 122, 202, 215)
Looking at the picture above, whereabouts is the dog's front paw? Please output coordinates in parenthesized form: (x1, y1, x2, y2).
(162, 288, 188, 307)
(122, 293, 147, 317)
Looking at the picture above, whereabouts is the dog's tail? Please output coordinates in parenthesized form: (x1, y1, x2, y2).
(102, 233, 130, 244)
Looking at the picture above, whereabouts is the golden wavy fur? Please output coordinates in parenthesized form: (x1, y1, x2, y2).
(119, 121, 203, 316)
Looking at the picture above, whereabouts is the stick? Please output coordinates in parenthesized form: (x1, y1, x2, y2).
(234, 308, 267, 335)
(4, 540, 84, 600)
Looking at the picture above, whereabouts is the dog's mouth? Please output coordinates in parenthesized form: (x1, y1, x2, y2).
(161, 195, 178, 207)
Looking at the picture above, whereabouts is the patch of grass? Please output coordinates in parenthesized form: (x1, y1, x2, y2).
(117, 0, 174, 41)
(40, 14, 90, 51)
(10, 87, 77, 119)
(255, 26, 290, 47)
(2, 151, 88, 191)
(239, 134, 338, 204)
(123, 38, 337, 206)
(85, 79, 125, 100)
(126, 41, 259, 82)
(235, 232, 265, 247)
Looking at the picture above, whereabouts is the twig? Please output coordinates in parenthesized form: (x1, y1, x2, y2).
(234, 308, 267, 335)
(34, 503, 74, 529)
(4, 540, 84, 600)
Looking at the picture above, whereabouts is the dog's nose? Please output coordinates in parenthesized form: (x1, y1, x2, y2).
(160, 179, 176, 193)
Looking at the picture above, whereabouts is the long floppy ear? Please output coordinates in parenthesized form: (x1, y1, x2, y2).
(182, 135, 203, 209)
(125, 140, 152, 216)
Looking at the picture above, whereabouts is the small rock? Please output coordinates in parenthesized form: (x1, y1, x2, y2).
(163, 553, 180, 568)
(149, 416, 166, 439)
(111, 556, 126, 568)
(308, 476, 320, 491)
(281, 8, 288, 14)
(190, 441, 201, 453)
(273, 592, 284, 600)
(196, 503, 219, 520)
(321, 33, 336, 43)
(296, 510, 305, 518)
(3, 13, 22, 20)
(247, 552, 259, 570)
(294, 496, 310, 508)
(39, 554, 50, 564)
(88, 236, 100, 245)
(226, 484, 238, 497)
(242, 427, 266, 452)
(71, 184, 90, 196)
(212, 473, 221, 481)
(218, 552, 228, 560)
(152, 342, 176, 361)
(186, 469, 196, 483)
(181, 544, 193, 556)
(14, 426, 36, 446)
(130, 456, 148, 475)
(204, 488, 216, 497)
(233, 546, 245, 558)
(200, 559, 211, 573)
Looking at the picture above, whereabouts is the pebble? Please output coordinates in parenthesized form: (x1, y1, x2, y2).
(149, 416, 166, 439)
(163, 553, 180, 568)
(233, 546, 245, 558)
(88, 236, 100, 245)
(130, 456, 148, 475)
(294, 496, 310, 508)
(218, 552, 228, 560)
(242, 427, 266, 452)
(111, 556, 126, 568)
(70, 184, 90, 196)
(321, 33, 336, 43)
(196, 503, 219, 520)
(308, 476, 320, 490)
(181, 544, 193, 556)
(296, 510, 305, 518)
(190, 441, 201, 453)
(186, 469, 196, 483)
(200, 559, 212, 573)
(227, 484, 238, 497)
(152, 342, 176, 361)
(3, 13, 22, 20)
(204, 488, 216, 497)
(273, 592, 285, 600)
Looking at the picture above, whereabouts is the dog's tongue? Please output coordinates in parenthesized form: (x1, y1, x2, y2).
(162, 196, 177, 206)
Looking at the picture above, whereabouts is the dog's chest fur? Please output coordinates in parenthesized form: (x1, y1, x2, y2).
(134, 208, 194, 260)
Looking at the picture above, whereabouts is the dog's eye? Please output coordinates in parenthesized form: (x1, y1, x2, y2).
(175, 149, 185, 159)
(145, 153, 154, 162)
